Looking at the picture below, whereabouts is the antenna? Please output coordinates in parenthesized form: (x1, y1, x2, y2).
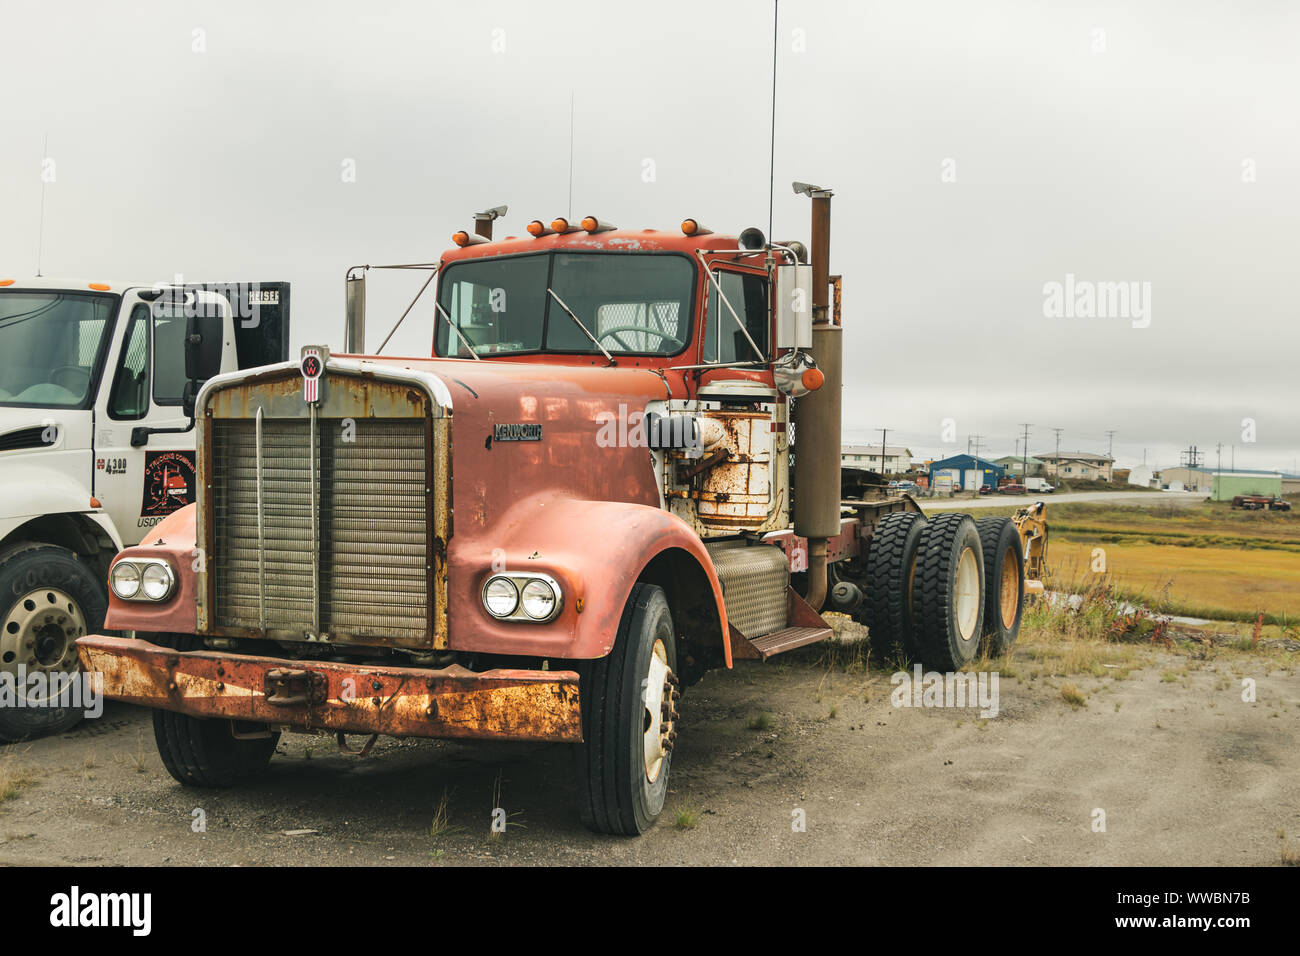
(567, 91, 575, 221)
(767, 0, 779, 239)
(36, 132, 48, 276)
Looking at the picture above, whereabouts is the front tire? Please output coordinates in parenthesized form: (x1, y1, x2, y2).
(573, 583, 678, 835)
(0, 544, 105, 742)
(151, 634, 279, 788)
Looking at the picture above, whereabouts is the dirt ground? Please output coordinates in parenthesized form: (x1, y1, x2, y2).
(1, 631, 1297, 867)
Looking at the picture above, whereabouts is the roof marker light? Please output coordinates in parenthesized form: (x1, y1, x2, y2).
(527, 220, 556, 238)
(681, 219, 713, 237)
(88, 282, 111, 291)
(581, 216, 616, 233)
(452, 231, 488, 247)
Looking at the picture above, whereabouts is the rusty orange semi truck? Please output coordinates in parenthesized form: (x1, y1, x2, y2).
(75, 186, 1046, 834)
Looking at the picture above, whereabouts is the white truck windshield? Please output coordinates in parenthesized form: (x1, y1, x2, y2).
(0, 291, 119, 408)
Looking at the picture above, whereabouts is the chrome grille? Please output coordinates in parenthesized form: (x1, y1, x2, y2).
(211, 416, 429, 642)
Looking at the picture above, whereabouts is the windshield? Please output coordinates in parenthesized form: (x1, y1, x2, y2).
(0, 291, 119, 407)
(434, 252, 695, 357)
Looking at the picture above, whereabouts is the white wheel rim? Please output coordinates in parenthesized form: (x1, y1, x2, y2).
(955, 548, 980, 641)
(642, 639, 672, 784)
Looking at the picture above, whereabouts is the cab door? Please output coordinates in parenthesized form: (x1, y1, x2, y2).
(92, 290, 233, 546)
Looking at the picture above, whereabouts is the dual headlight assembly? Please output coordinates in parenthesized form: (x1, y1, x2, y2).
(110, 558, 176, 603)
(481, 573, 562, 623)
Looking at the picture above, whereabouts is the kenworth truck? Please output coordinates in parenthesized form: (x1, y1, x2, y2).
(0, 278, 288, 740)
(76, 187, 1046, 834)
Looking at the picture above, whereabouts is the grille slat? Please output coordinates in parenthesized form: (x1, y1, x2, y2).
(211, 415, 430, 642)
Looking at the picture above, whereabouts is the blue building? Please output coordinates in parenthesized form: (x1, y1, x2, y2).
(929, 454, 1005, 492)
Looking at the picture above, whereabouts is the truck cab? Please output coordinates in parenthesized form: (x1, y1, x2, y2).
(76, 192, 1041, 835)
(0, 278, 288, 740)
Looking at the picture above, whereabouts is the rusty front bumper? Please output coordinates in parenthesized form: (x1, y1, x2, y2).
(75, 636, 582, 743)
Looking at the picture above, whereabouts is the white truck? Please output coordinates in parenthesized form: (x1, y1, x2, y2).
(0, 276, 289, 740)
(1024, 477, 1055, 493)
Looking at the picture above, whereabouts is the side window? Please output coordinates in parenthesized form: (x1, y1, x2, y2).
(152, 310, 188, 404)
(108, 305, 150, 420)
(704, 271, 769, 364)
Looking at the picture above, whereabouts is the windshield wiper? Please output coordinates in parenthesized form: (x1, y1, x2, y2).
(546, 288, 615, 366)
(433, 301, 482, 360)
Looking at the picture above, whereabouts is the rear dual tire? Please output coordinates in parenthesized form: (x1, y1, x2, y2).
(912, 514, 986, 671)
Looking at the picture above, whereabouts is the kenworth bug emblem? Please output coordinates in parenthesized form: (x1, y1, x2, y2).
(300, 345, 328, 404)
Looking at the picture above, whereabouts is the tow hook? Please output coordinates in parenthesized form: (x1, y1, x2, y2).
(264, 668, 327, 707)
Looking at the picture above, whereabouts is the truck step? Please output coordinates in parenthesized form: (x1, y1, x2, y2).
(731, 624, 833, 661)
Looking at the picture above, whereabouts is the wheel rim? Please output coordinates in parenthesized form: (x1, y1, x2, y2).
(954, 548, 980, 641)
(999, 545, 1020, 629)
(2, 588, 85, 701)
(642, 639, 674, 784)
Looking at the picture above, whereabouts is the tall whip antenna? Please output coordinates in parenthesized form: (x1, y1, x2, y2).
(767, 0, 779, 239)
(36, 132, 48, 276)
(567, 91, 575, 220)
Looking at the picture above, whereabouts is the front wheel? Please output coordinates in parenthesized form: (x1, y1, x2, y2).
(573, 583, 678, 835)
(0, 544, 105, 742)
(150, 634, 279, 788)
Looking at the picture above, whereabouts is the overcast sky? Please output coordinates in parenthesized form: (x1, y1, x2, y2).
(2, 0, 1296, 473)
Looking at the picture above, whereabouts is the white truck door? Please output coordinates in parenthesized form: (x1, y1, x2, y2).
(92, 290, 235, 546)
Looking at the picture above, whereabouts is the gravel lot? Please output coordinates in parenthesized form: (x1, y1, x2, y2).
(1, 629, 1296, 866)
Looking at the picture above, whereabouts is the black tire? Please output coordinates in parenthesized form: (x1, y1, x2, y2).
(975, 517, 1025, 657)
(860, 512, 927, 659)
(912, 513, 985, 670)
(151, 634, 279, 788)
(0, 543, 106, 742)
(573, 583, 677, 835)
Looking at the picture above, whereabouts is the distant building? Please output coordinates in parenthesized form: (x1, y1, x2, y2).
(1158, 466, 1212, 493)
(1282, 474, 1300, 497)
(1126, 464, 1156, 488)
(1037, 451, 1115, 482)
(994, 455, 1046, 479)
(841, 445, 913, 474)
(929, 454, 1005, 492)
(1212, 472, 1282, 501)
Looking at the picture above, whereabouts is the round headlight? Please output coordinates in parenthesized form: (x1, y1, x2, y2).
(110, 561, 141, 600)
(520, 578, 558, 620)
(141, 562, 175, 601)
(483, 577, 519, 618)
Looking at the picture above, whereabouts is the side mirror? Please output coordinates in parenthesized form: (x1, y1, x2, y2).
(775, 264, 813, 350)
(183, 312, 223, 418)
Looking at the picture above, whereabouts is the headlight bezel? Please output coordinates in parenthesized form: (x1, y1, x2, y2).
(110, 558, 177, 603)
(481, 572, 563, 624)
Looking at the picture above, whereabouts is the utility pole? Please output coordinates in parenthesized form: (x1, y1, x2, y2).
(1020, 422, 1033, 481)
(1216, 442, 1224, 500)
(970, 434, 984, 491)
(1052, 427, 1063, 482)
(878, 427, 889, 476)
(1104, 430, 1117, 482)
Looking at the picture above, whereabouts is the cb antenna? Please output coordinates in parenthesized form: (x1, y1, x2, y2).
(768, 0, 779, 239)
(36, 132, 48, 276)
